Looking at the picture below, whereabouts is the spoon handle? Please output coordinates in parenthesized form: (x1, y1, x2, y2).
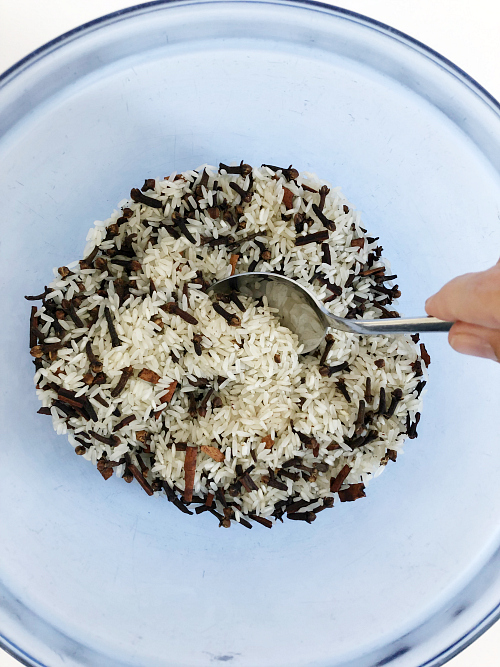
(343, 316, 453, 335)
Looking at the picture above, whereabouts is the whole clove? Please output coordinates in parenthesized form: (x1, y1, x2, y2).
(385, 388, 403, 418)
(294, 212, 306, 233)
(213, 302, 241, 327)
(248, 513, 273, 528)
(319, 334, 334, 366)
(130, 187, 163, 209)
(354, 400, 366, 435)
(24, 287, 49, 301)
(378, 387, 386, 415)
(113, 415, 137, 432)
(88, 430, 120, 447)
(312, 204, 336, 231)
(287, 511, 316, 523)
(364, 377, 373, 403)
(141, 178, 155, 192)
(318, 185, 330, 211)
(188, 394, 198, 418)
(316, 276, 342, 296)
(104, 307, 121, 347)
(198, 388, 214, 418)
(171, 212, 196, 244)
(414, 380, 426, 397)
(126, 461, 154, 496)
(85, 341, 103, 373)
(261, 164, 298, 181)
(110, 366, 134, 398)
(266, 478, 287, 491)
(335, 378, 351, 403)
(219, 161, 252, 177)
(229, 182, 252, 203)
(321, 242, 331, 265)
(161, 302, 198, 325)
(61, 299, 84, 329)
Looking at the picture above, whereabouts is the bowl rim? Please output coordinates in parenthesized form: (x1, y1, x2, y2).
(1, 2, 500, 666)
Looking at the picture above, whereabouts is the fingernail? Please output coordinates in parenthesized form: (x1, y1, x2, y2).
(449, 333, 498, 361)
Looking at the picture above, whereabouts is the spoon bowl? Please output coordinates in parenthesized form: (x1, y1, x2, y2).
(210, 272, 453, 353)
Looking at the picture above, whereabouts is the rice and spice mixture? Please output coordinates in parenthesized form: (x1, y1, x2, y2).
(27, 163, 429, 529)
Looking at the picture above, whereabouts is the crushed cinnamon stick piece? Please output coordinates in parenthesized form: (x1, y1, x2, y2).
(200, 445, 225, 462)
(138, 368, 161, 384)
(160, 380, 178, 403)
(282, 187, 294, 210)
(229, 254, 239, 276)
(183, 446, 197, 502)
(330, 464, 351, 493)
(261, 435, 274, 449)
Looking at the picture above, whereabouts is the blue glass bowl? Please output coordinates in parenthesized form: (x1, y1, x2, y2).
(1, 2, 500, 666)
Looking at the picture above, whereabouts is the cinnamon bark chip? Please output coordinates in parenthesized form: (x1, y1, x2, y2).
(330, 464, 351, 493)
(160, 381, 178, 403)
(229, 254, 239, 276)
(138, 368, 161, 384)
(282, 187, 294, 210)
(183, 446, 197, 503)
(261, 435, 274, 449)
(200, 445, 225, 462)
(111, 366, 134, 398)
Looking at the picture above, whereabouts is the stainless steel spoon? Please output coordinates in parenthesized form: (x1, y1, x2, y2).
(210, 272, 453, 354)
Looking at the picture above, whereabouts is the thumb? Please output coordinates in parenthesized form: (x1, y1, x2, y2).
(447, 321, 500, 361)
(425, 263, 500, 330)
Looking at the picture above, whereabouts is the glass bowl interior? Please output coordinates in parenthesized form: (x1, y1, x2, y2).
(1, 2, 500, 666)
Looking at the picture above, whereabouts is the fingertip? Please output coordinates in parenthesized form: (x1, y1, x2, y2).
(425, 294, 437, 315)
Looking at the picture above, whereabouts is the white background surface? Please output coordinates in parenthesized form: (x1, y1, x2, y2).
(0, 1, 499, 665)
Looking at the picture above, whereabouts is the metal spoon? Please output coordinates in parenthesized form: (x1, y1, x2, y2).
(210, 272, 453, 354)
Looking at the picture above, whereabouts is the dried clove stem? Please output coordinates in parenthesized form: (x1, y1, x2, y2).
(110, 366, 134, 398)
(319, 334, 334, 366)
(104, 307, 121, 347)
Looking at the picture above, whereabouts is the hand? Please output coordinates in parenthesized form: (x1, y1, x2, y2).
(425, 262, 500, 362)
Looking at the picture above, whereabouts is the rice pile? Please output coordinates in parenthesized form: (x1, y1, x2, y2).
(27, 163, 428, 528)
